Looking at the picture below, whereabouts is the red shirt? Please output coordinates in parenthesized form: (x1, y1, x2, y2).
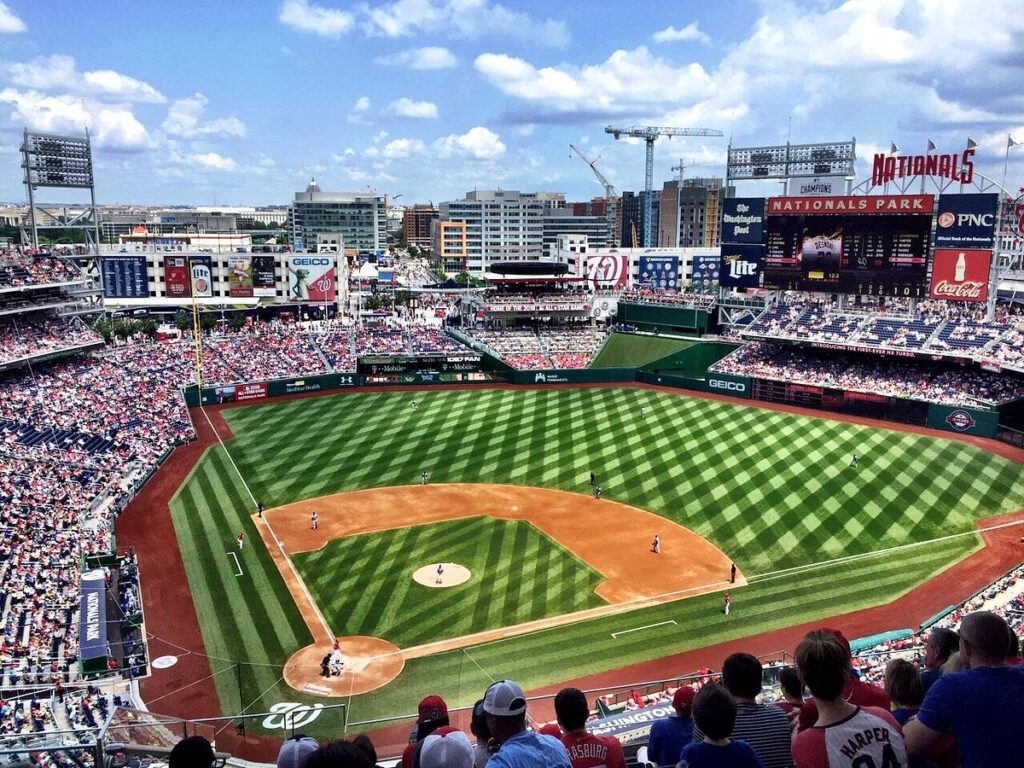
(792, 705, 905, 768)
(560, 730, 625, 768)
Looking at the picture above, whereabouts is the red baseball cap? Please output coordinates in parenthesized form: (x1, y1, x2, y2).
(825, 628, 852, 659)
(418, 695, 449, 723)
(672, 686, 695, 714)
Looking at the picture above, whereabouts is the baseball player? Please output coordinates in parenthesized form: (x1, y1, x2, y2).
(723, 592, 731, 615)
(594, 484, 602, 500)
(651, 535, 660, 554)
(640, 406, 647, 418)
(850, 452, 859, 468)
(730, 563, 737, 583)
(311, 511, 319, 530)
(411, 399, 418, 409)
(435, 563, 444, 585)
(236, 531, 244, 551)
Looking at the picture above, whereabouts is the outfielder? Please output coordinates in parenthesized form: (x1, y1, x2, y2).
(236, 531, 244, 550)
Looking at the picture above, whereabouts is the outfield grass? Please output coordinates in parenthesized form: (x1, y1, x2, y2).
(589, 333, 694, 368)
(292, 517, 604, 647)
(167, 387, 1024, 731)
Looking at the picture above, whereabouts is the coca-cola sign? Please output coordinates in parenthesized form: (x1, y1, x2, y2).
(929, 248, 990, 303)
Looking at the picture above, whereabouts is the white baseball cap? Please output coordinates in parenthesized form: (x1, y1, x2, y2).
(483, 679, 527, 717)
(420, 727, 474, 768)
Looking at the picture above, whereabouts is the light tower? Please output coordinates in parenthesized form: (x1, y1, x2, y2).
(605, 125, 724, 247)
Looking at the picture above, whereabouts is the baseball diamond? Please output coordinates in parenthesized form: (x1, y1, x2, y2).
(164, 385, 1024, 733)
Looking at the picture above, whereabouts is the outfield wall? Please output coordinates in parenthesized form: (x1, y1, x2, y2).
(617, 303, 712, 334)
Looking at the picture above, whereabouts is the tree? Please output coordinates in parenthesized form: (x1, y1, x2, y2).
(199, 312, 217, 331)
(111, 318, 139, 339)
(173, 312, 193, 332)
(91, 317, 113, 342)
(228, 313, 247, 330)
(138, 317, 158, 338)
(250, 221, 267, 230)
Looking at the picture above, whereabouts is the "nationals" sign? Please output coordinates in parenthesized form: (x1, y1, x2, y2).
(871, 148, 975, 187)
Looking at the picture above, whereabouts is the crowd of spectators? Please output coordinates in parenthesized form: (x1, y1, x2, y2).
(466, 327, 606, 370)
(198, 325, 330, 385)
(712, 342, 1024, 406)
(539, 328, 608, 369)
(0, 249, 82, 289)
(0, 316, 102, 366)
(621, 287, 717, 310)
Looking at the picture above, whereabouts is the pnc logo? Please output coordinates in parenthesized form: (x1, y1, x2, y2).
(709, 379, 747, 393)
(937, 212, 994, 229)
(945, 410, 976, 432)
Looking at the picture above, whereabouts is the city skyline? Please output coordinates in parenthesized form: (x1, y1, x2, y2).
(0, 1, 1021, 207)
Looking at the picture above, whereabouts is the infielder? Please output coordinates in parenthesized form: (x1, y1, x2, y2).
(435, 563, 444, 585)
(311, 511, 319, 530)
(651, 534, 660, 554)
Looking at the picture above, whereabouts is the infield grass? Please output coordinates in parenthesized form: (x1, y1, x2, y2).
(166, 386, 1024, 729)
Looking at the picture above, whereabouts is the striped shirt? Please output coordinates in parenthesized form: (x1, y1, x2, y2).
(693, 702, 795, 768)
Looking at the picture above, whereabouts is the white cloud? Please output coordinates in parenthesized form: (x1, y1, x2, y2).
(433, 126, 505, 159)
(7, 54, 166, 103)
(163, 93, 246, 138)
(0, 88, 153, 150)
(387, 97, 438, 118)
(353, 96, 371, 111)
(381, 138, 426, 158)
(374, 46, 457, 70)
(653, 22, 709, 44)
(187, 152, 237, 171)
(0, 2, 25, 33)
(279, 0, 354, 37)
(475, 47, 713, 114)
(361, 0, 568, 47)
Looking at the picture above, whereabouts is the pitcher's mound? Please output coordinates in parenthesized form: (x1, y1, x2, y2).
(413, 563, 471, 588)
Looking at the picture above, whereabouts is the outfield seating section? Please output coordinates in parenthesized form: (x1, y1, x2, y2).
(467, 327, 608, 369)
(0, 250, 83, 289)
(0, 316, 103, 366)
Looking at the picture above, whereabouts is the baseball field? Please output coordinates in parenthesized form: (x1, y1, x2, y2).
(165, 385, 1024, 733)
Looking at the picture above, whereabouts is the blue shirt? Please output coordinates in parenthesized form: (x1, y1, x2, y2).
(680, 740, 764, 768)
(488, 730, 571, 768)
(647, 715, 694, 767)
(919, 666, 941, 694)
(916, 664, 1024, 768)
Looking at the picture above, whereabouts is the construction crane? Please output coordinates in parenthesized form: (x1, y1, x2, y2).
(605, 125, 724, 247)
(569, 144, 616, 197)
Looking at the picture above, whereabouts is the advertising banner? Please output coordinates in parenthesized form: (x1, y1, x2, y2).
(164, 255, 191, 298)
(79, 571, 107, 661)
(706, 372, 751, 398)
(287, 255, 335, 301)
(926, 404, 998, 437)
(236, 382, 268, 401)
(929, 248, 990, 302)
(691, 254, 721, 286)
(588, 702, 673, 744)
(638, 255, 680, 289)
(101, 256, 149, 298)
(789, 176, 848, 197)
(719, 243, 764, 288)
(190, 254, 213, 298)
(590, 297, 619, 321)
(228, 256, 253, 298)
(579, 252, 629, 289)
(721, 198, 765, 243)
(251, 255, 277, 297)
(934, 193, 999, 248)
(766, 194, 933, 215)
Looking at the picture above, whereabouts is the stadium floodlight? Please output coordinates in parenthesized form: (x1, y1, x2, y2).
(728, 140, 856, 181)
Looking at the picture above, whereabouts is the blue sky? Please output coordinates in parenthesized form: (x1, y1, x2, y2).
(0, 0, 1021, 206)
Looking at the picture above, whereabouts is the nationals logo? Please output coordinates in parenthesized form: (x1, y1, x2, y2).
(580, 253, 628, 289)
(929, 248, 990, 302)
(945, 410, 976, 432)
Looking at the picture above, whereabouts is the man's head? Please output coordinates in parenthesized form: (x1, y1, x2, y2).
(721, 653, 763, 700)
(923, 627, 959, 670)
(691, 682, 736, 741)
(554, 687, 589, 732)
(277, 736, 320, 768)
(420, 727, 475, 768)
(671, 686, 695, 718)
(483, 680, 528, 744)
(416, 694, 450, 741)
(469, 698, 491, 745)
(778, 667, 803, 703)
(795, 630, 851, 702)
(884, 658, 923, 708)
(169, 736, 215, 768)
(959, 611, 1013, 667)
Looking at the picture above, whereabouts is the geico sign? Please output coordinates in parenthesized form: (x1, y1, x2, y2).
(709, 379, 746, 393)
(292, 258, 332, 266)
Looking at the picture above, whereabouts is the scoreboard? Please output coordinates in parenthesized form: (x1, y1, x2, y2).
(763, 194, 933, 297)
(101, 256, 149, 298)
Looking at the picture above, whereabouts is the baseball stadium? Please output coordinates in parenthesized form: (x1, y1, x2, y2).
(4, 138, 1024, 766)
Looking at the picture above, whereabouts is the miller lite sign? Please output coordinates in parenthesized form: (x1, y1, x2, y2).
(929, 248, 990, 302)
(718, 243, 763, 288)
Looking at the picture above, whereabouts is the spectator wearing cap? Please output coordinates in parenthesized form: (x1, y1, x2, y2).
(905, 611, 1024, 768)
(692, 654, 793, 768)
(483, 679, 570, 768)
(420, 726, 475, 768)
(920, 627, 959, 693)
(402, 695, 451, 768)
(646, 685, 695, 767)
(305, 740, 373, 768)
(791, 630, 907, 768)
(679, 682, 763, 768)
(796, 629, 889, 733)
(469, 699, 491, 768)
(278, 735, 320, 768)
(554, 687, 624, 768)
(169, 735, 216, 768)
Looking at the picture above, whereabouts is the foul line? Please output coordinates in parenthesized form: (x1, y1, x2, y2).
(226, 551, 243, 577)
(611, 620, 676, 638)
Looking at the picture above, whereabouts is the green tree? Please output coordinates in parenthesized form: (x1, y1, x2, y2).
(173, 312, 193, 332)
(138, 317, 158, 338)
(250, 221, 267, 230)
(111, 318, 139, 339)
(228, 313, 247, 330)
(199, 312, 217, 331)
(91, 317, 113, 343)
